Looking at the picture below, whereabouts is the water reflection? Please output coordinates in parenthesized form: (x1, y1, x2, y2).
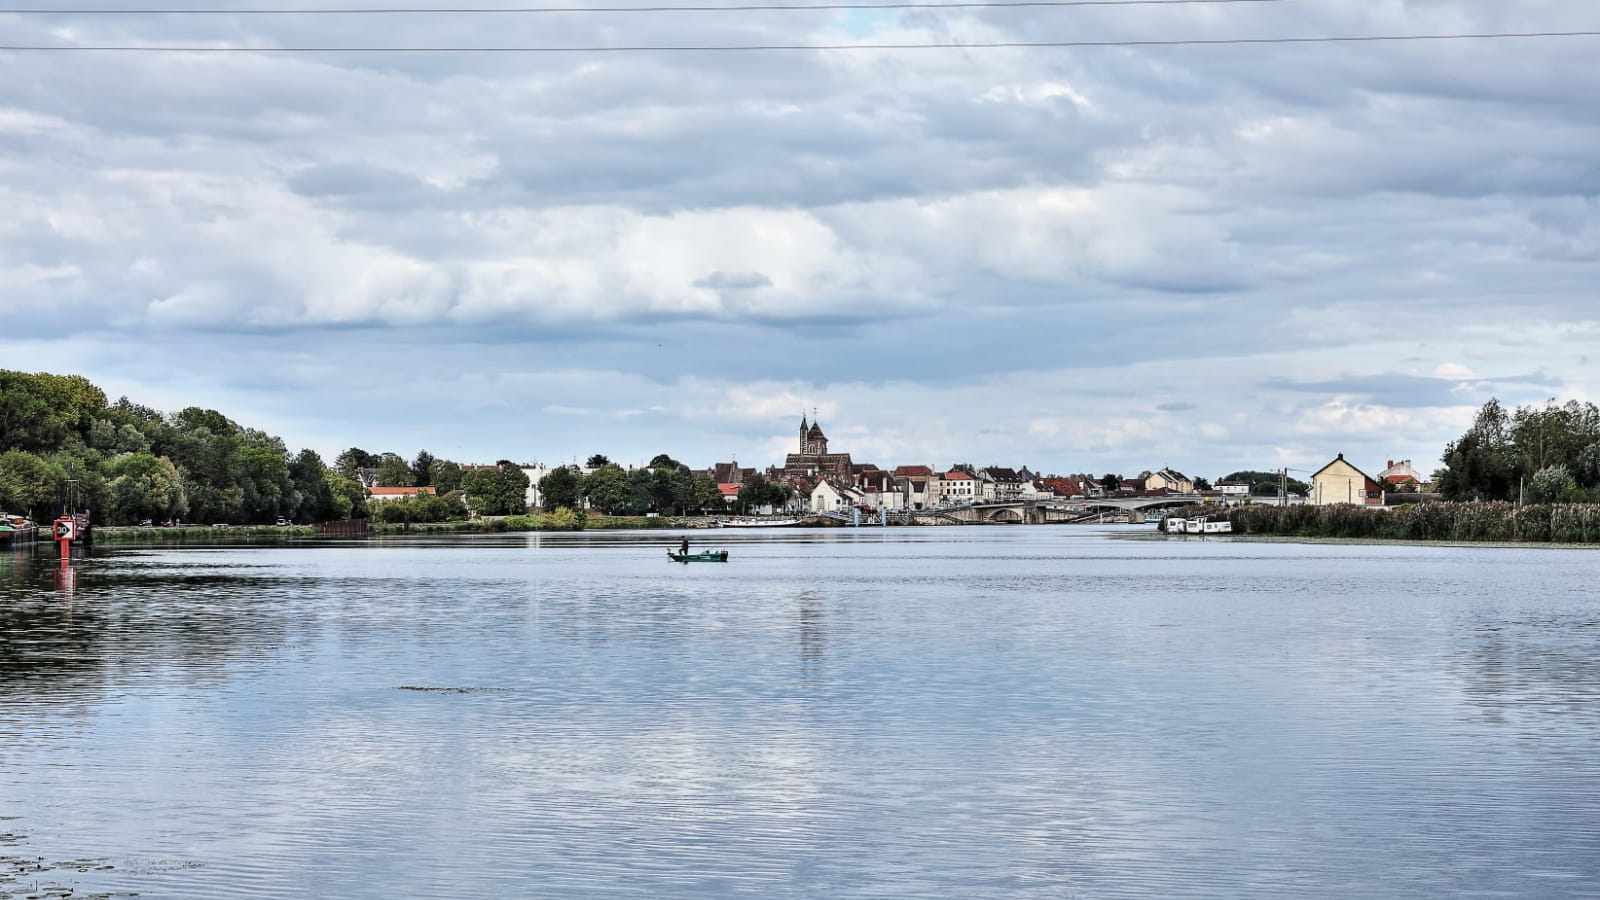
(1, 531, 1598, 898)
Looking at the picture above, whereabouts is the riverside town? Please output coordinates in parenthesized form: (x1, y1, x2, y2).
(3, 371, 1599, 544)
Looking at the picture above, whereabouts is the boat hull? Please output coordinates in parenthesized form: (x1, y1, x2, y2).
(668, 550, 730, 562)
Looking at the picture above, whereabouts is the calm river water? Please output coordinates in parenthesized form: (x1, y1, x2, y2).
(3, 527, 1599, 898)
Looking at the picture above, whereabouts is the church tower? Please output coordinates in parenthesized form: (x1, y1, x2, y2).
(802, 419, 828, 456)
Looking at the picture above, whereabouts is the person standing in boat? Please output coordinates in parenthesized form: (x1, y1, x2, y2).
(679, 536, 689, 556)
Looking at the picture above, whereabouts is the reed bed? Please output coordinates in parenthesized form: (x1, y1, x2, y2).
(1211, 502, 1600, 543)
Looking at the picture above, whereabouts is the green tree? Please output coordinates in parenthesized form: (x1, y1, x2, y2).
(287, 449, 339, 523)
(737, 473, 791, 513)
(626, 468, 654, 514)
(1527, 464, 1579, 503)
(108, 453, 188, 524)
(429, 458, 463, 494)
(538, 465, 581, 511)
(691, 474, 722, 514)
(158, 407, 244, 523)
(1511, 400, 1600, 479)
(233, 445, 290, 523)
(88, 418, 151, 455)
(0, 371, 107, 453)
(648, 453, 685, 471)
(463, 461, 531, 516)
(668, 468, 696, 515)
(585, 454, 611, 469)
(45, 451, 110, 518)
(325, 471, 366, 520)
(334, 447, 377, 481)
(375, 453, 414, 488)
(582, 463, 631, 515)
(1438, 399, 1516, 500)
(0, 449, 56, 516)
(1222, 471, 1309, 496)
(374, 491, 469, 524)
(410, 450, 436, 488)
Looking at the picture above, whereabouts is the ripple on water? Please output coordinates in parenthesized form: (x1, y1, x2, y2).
(3, 531, 1600, 898)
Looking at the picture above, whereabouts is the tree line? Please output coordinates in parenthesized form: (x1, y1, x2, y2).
(534, 454, 790, 518)
(0, 371, 785, 526)
(1436, 399, 1600, 503)
(0, 371, 368, 526)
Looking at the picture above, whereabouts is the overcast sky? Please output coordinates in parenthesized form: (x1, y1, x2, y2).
(1, 0, 1595, 479)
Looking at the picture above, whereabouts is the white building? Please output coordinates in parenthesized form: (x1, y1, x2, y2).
(1217, 480, 1251, 497)
(810, 479, 865, 513)
(519, 462, 549, 509)
(937, 470, 980, 505)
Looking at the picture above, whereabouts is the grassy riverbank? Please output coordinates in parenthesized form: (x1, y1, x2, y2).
(94, 514, 731, 541)
(93, 525, 320, 542)
(369, 513, 719, 534)
(1180, 501, 1600, 544)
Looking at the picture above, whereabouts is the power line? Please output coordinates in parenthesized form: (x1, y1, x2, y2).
(0, 30, 1596, 50)
(0, 0, 1285, 12)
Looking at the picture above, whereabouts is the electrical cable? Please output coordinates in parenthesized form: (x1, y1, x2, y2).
(0, 30, 1595, 51)
(0, 0, 1287, 13)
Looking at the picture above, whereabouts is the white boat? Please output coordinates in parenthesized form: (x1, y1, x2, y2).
(1165, 515, 1232, 535)
(717, 517, 801, 528)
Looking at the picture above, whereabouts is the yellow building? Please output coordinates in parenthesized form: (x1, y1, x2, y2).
(1310, 454, 1383, 506)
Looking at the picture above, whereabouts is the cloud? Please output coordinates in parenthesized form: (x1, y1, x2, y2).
(1, 0, 1596, 477)
(693, 271, 774, 292)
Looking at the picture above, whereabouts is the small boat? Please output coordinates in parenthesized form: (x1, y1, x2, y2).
(717, 517, 800, 528)
(669, 550, 729, 562)
(1161, 515, 1231, 535)
(0, 515, 37, 545)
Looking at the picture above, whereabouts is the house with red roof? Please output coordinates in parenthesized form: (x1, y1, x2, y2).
(367, 486, 437, 503)
(1310, 453, 1384, 506)
(892, 464, 936, 510)
(938, 469, 982, 505)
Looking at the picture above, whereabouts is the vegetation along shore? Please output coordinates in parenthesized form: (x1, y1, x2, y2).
(1168, 501, 1600, 544)
(4, 367, 1600, 544)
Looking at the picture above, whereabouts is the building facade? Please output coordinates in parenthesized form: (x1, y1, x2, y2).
(1310, 454, 1383, 506)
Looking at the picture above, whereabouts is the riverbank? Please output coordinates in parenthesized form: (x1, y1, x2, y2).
(88, 514, 750, 541)
(371, 513, 730, 534)
(1169, 501, 1600, 544)
(93, 524, 321, 542)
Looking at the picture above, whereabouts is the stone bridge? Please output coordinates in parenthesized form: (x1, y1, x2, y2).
(809, 494, 1214, 526)
(893, 494, 1210, 525)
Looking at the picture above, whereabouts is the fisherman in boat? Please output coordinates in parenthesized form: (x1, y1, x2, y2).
(679, 537, 689, 556)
